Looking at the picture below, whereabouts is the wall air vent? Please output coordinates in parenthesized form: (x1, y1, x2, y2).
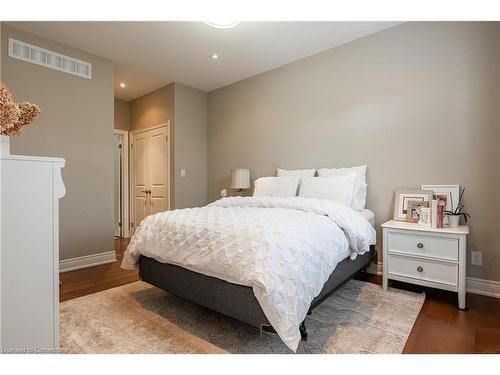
(8, 38, 92, 79)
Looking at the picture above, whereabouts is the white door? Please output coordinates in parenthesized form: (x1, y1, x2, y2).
(113, 133, 122, 237)
(131, 125, 169, 232)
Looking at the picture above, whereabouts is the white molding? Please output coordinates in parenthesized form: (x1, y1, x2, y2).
(130, 121, 170, 135)
(59, 251, 117, 273)
(466, 277, 500, 299)
(368, 262, 500, 299)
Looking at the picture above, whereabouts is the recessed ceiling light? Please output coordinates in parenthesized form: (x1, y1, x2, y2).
(204, 21, 240, 29)
(211, 54, 219, 60)
(119, 83, 126, 88)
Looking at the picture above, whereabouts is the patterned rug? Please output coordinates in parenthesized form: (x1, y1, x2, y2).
(60, 279, 425, 354)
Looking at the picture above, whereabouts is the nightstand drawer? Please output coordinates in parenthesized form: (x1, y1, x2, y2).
(387, 231, 458, 261)
(387, 254, 458, 286)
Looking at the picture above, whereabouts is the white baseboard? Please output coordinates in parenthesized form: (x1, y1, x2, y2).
(367, 262, 500, 299)
(59, 251, 117, 273)
(466, 277, 500, 299)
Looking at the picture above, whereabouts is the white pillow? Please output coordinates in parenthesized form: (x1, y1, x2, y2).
(317, 165, 368, 209)
(276, 168, 316, 179)
(317, 165, 367, 184)
(253, 176, 300, 197)
(298, 174, 357, 205)
(276, 168, 316, 194)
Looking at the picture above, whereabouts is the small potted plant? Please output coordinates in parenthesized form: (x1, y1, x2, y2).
(445, 187, 470, 227)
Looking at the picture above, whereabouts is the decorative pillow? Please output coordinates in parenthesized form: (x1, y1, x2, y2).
(317, 165, 368, 209)
(276, 168, 316, 194)
(298, 174, 357, 205)
(253, 176, 300, 198)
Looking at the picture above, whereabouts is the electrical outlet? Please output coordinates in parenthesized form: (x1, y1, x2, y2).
(471, 251, 482, 266)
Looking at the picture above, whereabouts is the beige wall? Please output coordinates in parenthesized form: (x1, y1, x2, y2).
(114, 98, 130, 130)
(1, 24, 115, 261)
(208, 22, 500, 282)
(130, 82, 207, 209)
(174, 83, 207, 208)
(130, 83, 175, 131)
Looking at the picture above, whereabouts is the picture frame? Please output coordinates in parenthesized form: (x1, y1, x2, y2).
(421, 185, 460, 226)
(406, 200, 430, 223)
(393, 189, 434, 221)
(419, 207, 431, 227)
(421, 185, 460, 212)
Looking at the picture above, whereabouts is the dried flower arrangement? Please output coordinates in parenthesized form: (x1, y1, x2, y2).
(0, 82, 40, 136)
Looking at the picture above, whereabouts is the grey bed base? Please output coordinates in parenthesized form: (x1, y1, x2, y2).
(139, 245, 376, 340)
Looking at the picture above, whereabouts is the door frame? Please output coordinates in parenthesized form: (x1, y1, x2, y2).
(113, 129, 130, 238)
(129, 121, 171, 234)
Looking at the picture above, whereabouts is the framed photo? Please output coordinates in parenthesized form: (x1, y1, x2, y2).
(406, 200, 430, 223)
(421, 185, 460, 212)
(419, 207, 431, 227)
(421, 185, 460, 226)
(393, 189, 434, 221)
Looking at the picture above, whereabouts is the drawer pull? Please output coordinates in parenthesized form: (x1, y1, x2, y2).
(417, 266, 423, 272)
(417, 243, 424, 249)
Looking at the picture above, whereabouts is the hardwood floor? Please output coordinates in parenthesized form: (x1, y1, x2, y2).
(355, 273, 500, 353)
(59, 238, 139, 302)
(60, 238, 500, 353)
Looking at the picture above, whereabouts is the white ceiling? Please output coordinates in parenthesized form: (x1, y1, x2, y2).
(8, 21, 399, 101)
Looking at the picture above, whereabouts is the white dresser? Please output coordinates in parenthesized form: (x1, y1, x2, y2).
(381, 220, 468, 310)
(0, 145, 65, 352)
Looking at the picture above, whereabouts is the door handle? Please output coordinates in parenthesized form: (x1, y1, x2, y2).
(141, 190, 151, 194)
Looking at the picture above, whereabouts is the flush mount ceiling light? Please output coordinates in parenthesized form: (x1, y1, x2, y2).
(211, 54, 219, 60)
(119, 83, 126, 88)
(204, 21, 240, 29)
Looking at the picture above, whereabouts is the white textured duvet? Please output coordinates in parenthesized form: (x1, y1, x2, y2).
(122, 196, 376, 351)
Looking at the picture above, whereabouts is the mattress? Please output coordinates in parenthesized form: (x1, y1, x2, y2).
(361, 209, 375, 227)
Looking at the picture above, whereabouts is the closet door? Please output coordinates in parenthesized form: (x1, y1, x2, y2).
(131, 124, 169, 233)
(149, 126, 169, 215)
(132, 130, 150, 230)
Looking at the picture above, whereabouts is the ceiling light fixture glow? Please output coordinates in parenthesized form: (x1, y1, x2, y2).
(119, 83, 126, 88)
(204, 21, 240, 29)
(211, 54, 219, 60)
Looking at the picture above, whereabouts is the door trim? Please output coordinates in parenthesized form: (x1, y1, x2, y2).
(129, 121, 171, 234)
(113, 129, 130, 238)
(130, 122, 170, 134)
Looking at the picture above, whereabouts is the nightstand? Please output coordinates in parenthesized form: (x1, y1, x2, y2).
(381, 220, 469, 309)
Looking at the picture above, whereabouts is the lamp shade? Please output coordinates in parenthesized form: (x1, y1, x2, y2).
(231, 169, 250, 189)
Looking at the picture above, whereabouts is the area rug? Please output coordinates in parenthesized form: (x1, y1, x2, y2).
(60, 279, 425, 354)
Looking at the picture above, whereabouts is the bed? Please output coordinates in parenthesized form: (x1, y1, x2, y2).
(122, 196, 376, 351)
